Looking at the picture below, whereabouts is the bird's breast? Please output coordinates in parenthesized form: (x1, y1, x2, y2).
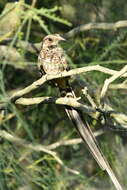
(39, 48, 65, 75)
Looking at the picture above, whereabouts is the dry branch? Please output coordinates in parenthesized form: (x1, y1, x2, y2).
(0, 129, 79, 175)
(15, 96, 96, 117)
(0, 129, 103, 175)
(1, 20, 127, 54)
(46, 130, 103, 150)
(100, 65, 127, 100)
(110, 83, 127, 89)
(10, 65, 127, 102)
(15, 96, 127, 129)
(66, 20, 127, 37)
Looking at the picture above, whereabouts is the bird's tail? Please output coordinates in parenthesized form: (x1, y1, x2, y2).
(60, 86, 123, 190)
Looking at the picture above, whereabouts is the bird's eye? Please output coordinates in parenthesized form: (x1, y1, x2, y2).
(48, 38, 53, 42)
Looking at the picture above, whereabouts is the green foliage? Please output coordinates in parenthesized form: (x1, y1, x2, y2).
(23, 4, 72, 35)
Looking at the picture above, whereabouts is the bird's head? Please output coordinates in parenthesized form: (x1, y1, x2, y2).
(42, 34, 65, 48)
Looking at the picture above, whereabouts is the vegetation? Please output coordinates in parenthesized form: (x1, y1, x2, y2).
(0, 0, 127, 189)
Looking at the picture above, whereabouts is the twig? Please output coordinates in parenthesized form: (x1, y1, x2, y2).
(18, 41, 40, 53)
(46, 130, 104, 150)
(82, 87, 97, 108)
(0, 130, 79, 175)
(66, 20, 127, 37)
(111, 113, 127, 129)
(110, 83, 127, 89)
(31, 0, 37, 7)
(100, 65, 127, 100)
(0, 113, 15, 125)
(0, 129, 104, 174)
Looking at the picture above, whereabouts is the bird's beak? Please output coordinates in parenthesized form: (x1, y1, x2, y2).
(59, 36, 66, 41)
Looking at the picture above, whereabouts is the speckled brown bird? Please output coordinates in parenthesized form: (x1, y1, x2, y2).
(38, 34, 123, 190)
(38, 34, 69, 92)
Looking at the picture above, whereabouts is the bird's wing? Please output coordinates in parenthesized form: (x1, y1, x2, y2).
(38, 49, 45, 74)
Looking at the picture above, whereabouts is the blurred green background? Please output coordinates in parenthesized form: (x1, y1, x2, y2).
(0, 0, 127, 189)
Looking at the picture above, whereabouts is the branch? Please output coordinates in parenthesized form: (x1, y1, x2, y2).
(100, 65, 127, 100)
(66, 20, 127, 37)
(82, 87, 97, 108)
(15, 96, 127, 129)
(0, 129, 103, 174)
(46, 130, 103, 150)
(18, 40, 40, 54)
(15, 96, 96, 117)
(10, 65, 127, 103)
(1, 20, 127, 54)
(0, 130, 79, 175)
(110, 83, 127, 89)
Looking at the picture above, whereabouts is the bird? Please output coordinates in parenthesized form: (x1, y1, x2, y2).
(38, 34, 123, 190)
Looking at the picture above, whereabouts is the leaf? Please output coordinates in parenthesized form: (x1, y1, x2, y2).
(33, 14, 50, 34)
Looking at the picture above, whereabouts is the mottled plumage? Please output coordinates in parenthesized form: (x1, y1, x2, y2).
(38, 47, 68, 78)
(38, 34, 68, 75)
(38, 34, 123, 190)
(38, 34, 69, 89)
